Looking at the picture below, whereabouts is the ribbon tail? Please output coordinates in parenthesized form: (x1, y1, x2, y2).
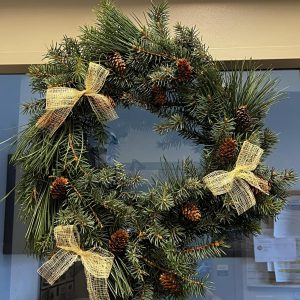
(88, 95, 118, 122)
(37, 249, 78, 285)
(229, 179, 256, 215)
(36, 107, 73, 137)
(239, 171, 270, 195)
(85, 268, 110, 300)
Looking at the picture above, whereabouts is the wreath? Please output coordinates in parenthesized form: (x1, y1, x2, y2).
(12, 1, 295, 299)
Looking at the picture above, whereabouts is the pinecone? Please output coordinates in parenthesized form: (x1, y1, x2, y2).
(159, 272, 178, 293)
(284, 169, 295, 180)
(236, 105, 252, 129)
(152, 85, 167, 106)
(219, 138, 237, 161)
(108, 96, 116, 108)
(213, 240, 224, 247)
(251, 177, 271, 195)
(182, 203, 202, 222)
(176, 58, 192, 82)
(110, 52, 126, 73)
(50, 177, 69, 200)
(109, 229, 129, 253)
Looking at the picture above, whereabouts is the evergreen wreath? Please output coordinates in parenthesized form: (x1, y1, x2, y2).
(11, 1, 296, 299)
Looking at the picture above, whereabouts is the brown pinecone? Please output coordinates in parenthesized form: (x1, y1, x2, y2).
(284, 169, 295, 179)
(176, 58, 192, 82)
(251, 177, 271, 195)
(213, 240, 224, 247)
(152, 85, 167, 106)
(219, 138, 237, 161)
(110, 52, 126, 73)
(109, 229, 129, 253)
(159, 272, 178, 293)
(182, 203, 202, 222)
(236, 105, 252, 129)
(108, 96, 116, 108)
(50, 177, 69, 200)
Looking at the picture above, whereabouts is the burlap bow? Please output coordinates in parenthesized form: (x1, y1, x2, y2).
(38, 225, 114, 300)
(36, 62, 118, 137)
(203, 141, 270, 215)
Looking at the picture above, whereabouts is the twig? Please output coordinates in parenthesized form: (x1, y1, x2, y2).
(71, 182, 103, 230)
(181, 275, 204, 286)
(141, 257, 204, 286)
(68, 132, 79, 161)
(89, 206, 103, 229)
(141, 257, 169, 273)
(183, 240, 224, 253)
(68, 130, 90, 176)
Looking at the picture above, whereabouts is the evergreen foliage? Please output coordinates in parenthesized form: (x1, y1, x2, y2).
(10, 1, 296, 299)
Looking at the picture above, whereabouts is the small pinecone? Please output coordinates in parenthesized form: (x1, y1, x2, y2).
(108, 96, 116, 108)
(110, 52, 126, 73)
(284, 169, 295, 180)
(50, 177, 69, 200)
(214, 240, 224, 247)
(109, 229, 129, 253)
(251, 177, 271, 195)
(219, 138, 237, 161)
(176, 58, 192, 82)
(152, 85, 167, 106)
(159, 272, 178, 293)
(236, 105, 252, 129)
(182, 203, 202, 222)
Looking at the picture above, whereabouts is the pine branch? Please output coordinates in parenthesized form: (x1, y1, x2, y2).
(147, 1, 170, 38)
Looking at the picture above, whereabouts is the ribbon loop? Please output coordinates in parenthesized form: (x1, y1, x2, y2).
(85, 62, 109, 93)
(37, 225, 114, 300)
(45, 88, 82, 110)
(203, 141, 269, 215)
(54, 225, 80, 250)
(37, 62, 118, 137)
(236, 140, 264, 171)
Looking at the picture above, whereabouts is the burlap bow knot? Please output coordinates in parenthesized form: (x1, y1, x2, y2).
(37, 62, 118, 137)
(203, 141, 270, 215)
(38, 225, 114, 300)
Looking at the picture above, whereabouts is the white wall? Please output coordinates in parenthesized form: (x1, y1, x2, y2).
(2, 0, 300, 70)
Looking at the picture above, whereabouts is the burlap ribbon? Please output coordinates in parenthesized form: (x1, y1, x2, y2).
(38, 225, 114, 300)
(203, 141, 270, 215)
(36, 62, 118, 137)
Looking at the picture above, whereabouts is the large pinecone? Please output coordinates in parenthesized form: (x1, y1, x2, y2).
(236, 105, 252, 129)
(182, 203, 201, 222)
(159, 272, 178, 293)
(219, 138, 237, 161)
(109, 229, 129, 253)
(110, 52, 126, 73)
(176, 58, 192, 82)
(50, 177, 69, 200)
(152, 85, 167, 106)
